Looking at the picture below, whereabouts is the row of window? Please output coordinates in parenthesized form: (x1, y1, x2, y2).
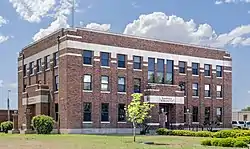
(83, 74, 223, 98)
(184, 106, 223, 122)
(23, 52, 58, 76)
(179, 61, 222, 77)
(83, 75, 141, 93)
(180, 82, 222, 98)
(83, 102, 126, 122)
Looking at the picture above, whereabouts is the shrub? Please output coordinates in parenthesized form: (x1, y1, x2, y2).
(170, 130, 195, 136)
(237, 136, 250, 144)
(211, 138, 220, 146)
(234, 140, 248, 148)
(218, 138, 236, 147)
(212, 130, 233, 138)
(32, 115, 55, 134)
(201, 139, 212, 146)
(195, 131, 212, 137)
(0, 121, 13, 133)
(156, 128, 167, 135)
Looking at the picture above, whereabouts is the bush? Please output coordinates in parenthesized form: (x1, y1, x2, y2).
(195, 131, 212, 137)
(156, 128, 167, 135)
(0, 121, 13, 133)
(237, 136, 250, 144)
(234, 140, 248, 148)
(170, 130, 196, 136)
(211, 138, 220, 146)
(32, 115, 55, 134)
(218, 138, 236, 147)
(201, 139, 211, 146)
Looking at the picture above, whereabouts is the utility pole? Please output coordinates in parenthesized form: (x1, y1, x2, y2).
(71, 0, 75, 28)
(7, 89, 11, 121)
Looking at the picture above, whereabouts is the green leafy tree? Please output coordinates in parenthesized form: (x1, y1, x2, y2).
(241, 107, 250, 111)
(126, 93, 154, 142)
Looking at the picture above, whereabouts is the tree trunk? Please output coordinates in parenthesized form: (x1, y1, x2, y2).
(133, 122, 136, 142)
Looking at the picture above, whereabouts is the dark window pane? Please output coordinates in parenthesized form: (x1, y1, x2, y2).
(133, 56, 141, 69)
(216, 65, 222, 77)
(101, 52, 109, 66)
(192, 63, 199, 75)
(192, 83, 198, 96)
(157, 59, 164, 72)
(179, 61, 186, 73)
(166, 60, 173, 84)
(83, 102, 92, 121)
(204, 64, 211, 76)
(118, 54, 126, 68)
(118, 104, 126, 122)
(192, 106, 198, 122)
(83, 50, 93, 65)
(148, 58, 155, 71)
(134, 78, 141, 93)
(205, 107, 210, 123)
(148, 71, 154, 83)
(101, 103, 109, 121)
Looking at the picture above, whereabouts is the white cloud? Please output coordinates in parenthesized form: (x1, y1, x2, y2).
(0, 36, 9, 43)
(0, 16, 8, 27)
(9, 0, 56, 23)
(32, 0, 76, 41)
(33, 15, 69, 41)
(0, 80, 3, 87)
(123, 12, 250, 48)
(132, 2, 139, 8)
(84, 23, 111, 32)
(215, 1, 223, 4)
(216, 0, 250, 4)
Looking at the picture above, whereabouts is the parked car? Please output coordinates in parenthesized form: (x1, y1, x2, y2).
(232, 121, 246, 129)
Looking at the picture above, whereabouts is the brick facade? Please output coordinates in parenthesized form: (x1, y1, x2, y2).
(0, 110, 15, 124)
(17, 28, 232, 133)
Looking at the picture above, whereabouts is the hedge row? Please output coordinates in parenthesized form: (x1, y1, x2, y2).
(156, 128, 250, 138)
(201, 137, 250, 148)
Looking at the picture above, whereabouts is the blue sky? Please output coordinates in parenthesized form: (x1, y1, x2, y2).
(0, 0, 249, 110)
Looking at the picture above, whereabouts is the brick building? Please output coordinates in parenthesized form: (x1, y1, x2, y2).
(0, 110, 15, 124)
(17, 28, 232, 134)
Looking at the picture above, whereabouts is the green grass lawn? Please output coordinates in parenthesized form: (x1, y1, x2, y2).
(0, 134, 244, 149)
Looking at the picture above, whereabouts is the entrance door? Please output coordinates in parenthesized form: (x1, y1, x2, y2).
(159, 104, 169, 128)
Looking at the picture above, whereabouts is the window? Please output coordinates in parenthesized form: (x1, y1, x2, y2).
(204, 64, 211, 76)
(117, 54, 126, 68)
(55, 75, 59, 91)
(205, 107, 210, 123)
(204, 84, 211, 97)
(156, 59, 164, 83)
(133, 56, 141, 69)
(23, 64, 27, 76)
(83, 102, 92, 121)
(217, 85, 222, 98)
(101, 52, 109, 66)
(216, 65, 222, 77)
(44, 55, 50, 70)
(134, 78, 141, 93)
(29, 61, 34, 75)
(184, 106, 186, 122)
(83, 75, 92, 90)
(83, 50, 93, 65)
(166, 60, 174, 84)
(55, 103, 58, 122)
(179, 61, 186, 74)
(192, 63, 199, 75)
(179, 82, 186, 95)
(118, 77, 126, 92)
(244, 115, 248, 121)
(54, 52, 59, 67)
(101, 103, 109, 122)
(192, 106, 198, 122)
(216, 107, 222, 122)
(118, 104, 126, 122)
(192, 83, 198, 96)
(37, 58, 42, 72)
(101, 76, 109, 91)
(148, 58, 155, 83)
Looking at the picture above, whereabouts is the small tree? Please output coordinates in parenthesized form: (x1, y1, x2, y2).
(127, 93, 154, 142)
(32, 115, 55, 134)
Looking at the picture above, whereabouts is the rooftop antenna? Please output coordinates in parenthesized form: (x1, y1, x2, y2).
(71, 0, 75, 28)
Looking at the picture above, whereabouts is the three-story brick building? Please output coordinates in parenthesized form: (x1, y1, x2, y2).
(17, 28, 232, 134)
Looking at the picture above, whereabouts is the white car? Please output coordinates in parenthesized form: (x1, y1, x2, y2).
(232, 121, 246, 129)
